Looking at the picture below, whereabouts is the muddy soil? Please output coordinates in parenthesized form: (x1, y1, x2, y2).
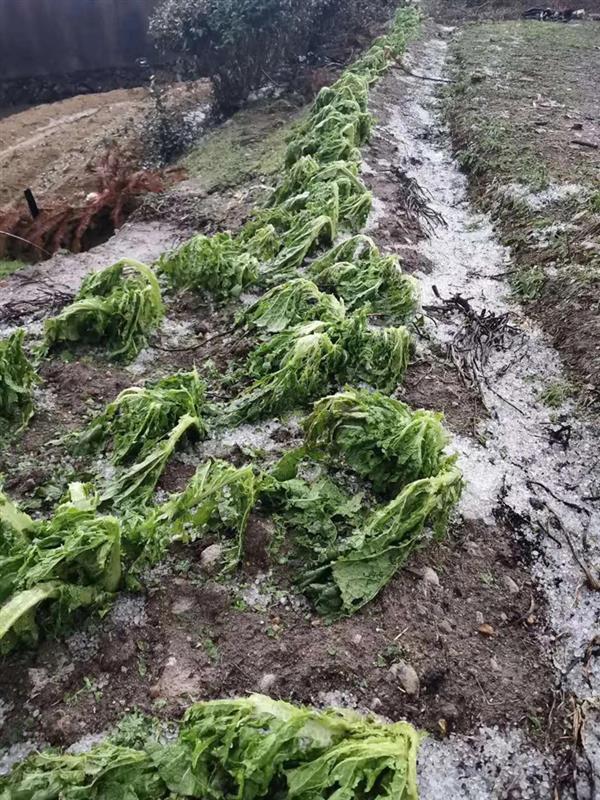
(0, 81, 210, 208)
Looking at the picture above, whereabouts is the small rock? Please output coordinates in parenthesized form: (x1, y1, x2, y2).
(439, 619, 454, 635)
(464, 541, 480, 557)
(171, 597, 195, 615)
(258, 673, 277, 692)
(490, 656, 501, 672)
(389, 661, 420, 696)
(200, 543, 224, 574)
(351, 633, 363, 646)
(478, 623, 495, 637)
(422, 567, 440, 587)
(475, 611, 485, 625)
(503, 576, 520, 595)
(438, 701, 459, 720)
(370, 697, 383, 711)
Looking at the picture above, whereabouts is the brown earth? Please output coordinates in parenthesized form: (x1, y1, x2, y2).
(0, 81, 210, 209)
(0, 510, 558, 751)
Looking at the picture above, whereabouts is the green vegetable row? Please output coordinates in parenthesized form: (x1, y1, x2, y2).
(0, 8, 440, 796)
(0, 694, 422, 800)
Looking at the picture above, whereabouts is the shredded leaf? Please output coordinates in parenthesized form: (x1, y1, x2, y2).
(0, 483, 121, 652)
(301, 463, 463, 615)
(240, 278, 345, 333)
(131, 459, 258, 572)
(310, 235, 420, 322)
(304, 388, 450, 494)
(0, 694, 422, 800)
(158, 231, 259, 298)
(228, 312, 410, 423)
(100, 413, 201, 509)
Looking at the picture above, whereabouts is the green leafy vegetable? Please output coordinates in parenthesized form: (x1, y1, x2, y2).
(310, 235, 419, 322)
(0, 329, 38, 429)
(76, 369, 208, 465)
(304, 388, 450, 494)
(301, 463, 463, 615)
(131, 459, 258, 572)
(100, 413, 201, 508)
(240, 278, 345, 333)
(158, 231, 259, 298)
(0, 483, 121, 652)
(44, 259, 164, 362)
(0, 694, 422, 800)
(229, 312, 411, 423)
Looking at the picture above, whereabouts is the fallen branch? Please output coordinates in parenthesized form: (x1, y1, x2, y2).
(398, 64, 455, 84)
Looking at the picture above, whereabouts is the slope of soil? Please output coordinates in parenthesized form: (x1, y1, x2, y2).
(446, 20, 600, 391)
(0, 81, 210, 208)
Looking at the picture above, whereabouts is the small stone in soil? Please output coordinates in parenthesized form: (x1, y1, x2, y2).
(258, 673, 277, 692)
(422, 567, 440, 587)
(389, 661, 420, 696)
(503, 576, 520, 594)
(200, 543, 224, 574)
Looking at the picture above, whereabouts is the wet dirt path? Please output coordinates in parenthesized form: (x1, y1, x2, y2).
(365, 28, 600, 798)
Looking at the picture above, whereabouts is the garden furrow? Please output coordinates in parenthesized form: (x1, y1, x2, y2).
(364, 26, 600, 797)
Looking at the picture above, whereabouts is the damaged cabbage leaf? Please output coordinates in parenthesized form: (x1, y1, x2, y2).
(44, 259, 164, 362)
(310, 235, 419, 322)
(158, 231, 259, 298)
(75, 369, 208, 465)
(240, 278, 345, 334)
(0, 694, 422, 800)
(0, 483, 121, 652)
(260, 460, 367, 563)
(304, 388, 451, 494)
(0, 329, 39, 430)
(100, 413, 201, 509)
(301, 463, 463, 615)
(227, 312, 411, 423)
(129, 458, 258, 573)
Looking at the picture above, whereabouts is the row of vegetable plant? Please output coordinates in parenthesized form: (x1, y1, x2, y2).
(0, 8, 453, 797)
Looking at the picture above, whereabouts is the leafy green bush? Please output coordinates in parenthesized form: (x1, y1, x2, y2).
(150, 0, 400, 113)
(0, 329, 38, 429)
(44, 259, 164, 362)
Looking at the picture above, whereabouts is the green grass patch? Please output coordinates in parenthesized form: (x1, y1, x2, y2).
(0, 259, 26, 279)
(183, 99, 307, 191)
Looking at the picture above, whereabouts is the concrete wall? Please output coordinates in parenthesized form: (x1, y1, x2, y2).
(0, 0, 162, 81)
